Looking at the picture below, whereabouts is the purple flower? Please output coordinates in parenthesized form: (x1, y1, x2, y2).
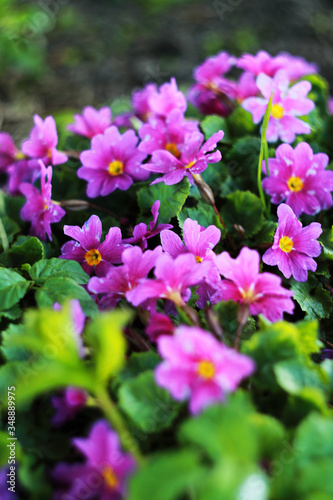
(60, 215, 127, 277)
(235, 72, 258, 102)
(161, 217, 221, 263)
(68, 106, 112, 138)
(188, 52, 237, 117)
(78, 126, 149, 197)
(52, 387, 88, 427)
(242, 70, 315, 143)
(21, 114, 68, 166)
(237, 50, 318, 80)
(53, 420, 136, 500)
(0, 466, 18, 500)
(262, 204, 322, 282)
(212, 247, 294, 322)
(142, 130, 223, 186)
(155, 326, 255, 414)
(328, 97, 333, 115)
(88, 246, 162, 309)
(131, 83, 158, 122)
(20, 161, 65, 241)
(321, 349, 333, 361)
(138, 108, 199, 157)
(127, 253, 211, 308)
(262, 142, 333, 216)
(123, 200, 173, 249)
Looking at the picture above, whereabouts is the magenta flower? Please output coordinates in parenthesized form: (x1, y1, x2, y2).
(138, 108, 199, 157)
(68, 106, 112, 138)
(127, 253, 211, 308)
(328, 97, 333, 115)
(242, 70, 315, 143)
(88, 246, 162, 310)
(20, 161, 65, 241)
(155, 326, 255, 414)
(262, 204, 322, 282)
(60, 215, 127, 277)
(148, 78, 187, 118)
(212, 247, 294, 322)
(142, 130, 223, 186)
(188, 52, 237, 117)
(53, 420, 136, 500)
(235, 72, 258, 102)
(237, 50, 318, 80)
(262, 142, 333, 216)
(123, 200, 173, 250)
(51, 387, 88, 427)
(0, 132, 24, 172)
(161, 217, 221, 263)
(145, 312, 175, 342)
(131, 83, 158, 122)
(21, 114, 68, 166)
(78, 126, 149, 197)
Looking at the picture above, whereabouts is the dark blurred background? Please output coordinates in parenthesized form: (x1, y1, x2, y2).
(1, 0, 333, 141)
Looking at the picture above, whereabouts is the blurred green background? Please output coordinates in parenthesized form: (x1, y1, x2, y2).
(0, 0, 332, 141)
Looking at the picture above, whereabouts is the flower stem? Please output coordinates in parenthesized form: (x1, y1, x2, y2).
(0, 217, 9, 251)
(95, 386, 145, 466)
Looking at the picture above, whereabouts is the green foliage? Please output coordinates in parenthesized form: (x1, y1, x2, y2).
(200, 115, 229, 142)
(221, 190, 264, 237)
(30, 258, 89, 285)
(119, 370, 180, 433)
(137, 177, 190, 224)
(0, 267, 30, 311)
(290, 275, 333, 319)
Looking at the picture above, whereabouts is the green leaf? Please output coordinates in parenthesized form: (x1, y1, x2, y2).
(221, 190, 264, 237)
(0, 215, 20, 250)
(0, 268, 30, 311)
(116, 351, 161, 385)
(200, 115, 228, 141)
(30, 258, 89, 285)
(290, 275, 333, 319)
(85, 310, 129, 383)
(137, 177, 190, 224)
(294, 412, 333, 462)
(128, 449, 206, 500)
(118, 370, 180, 433)
(177, 200, 224, 235)
(0, 236, 45, 267)
(0, 303, 21, 321)
(227, 107, 257, 136)
(35, 277, 97, 316)
(274, 360, 329, 395)
(319, 227, 333, 260)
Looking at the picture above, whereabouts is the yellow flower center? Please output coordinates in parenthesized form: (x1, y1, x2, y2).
(85, 248, 102, 266)
(15, 151, 25, 160)
(167, 290, 184, 306)
(288, 176, 303, 192)
(165, 142, 181, 158)
(102, 465, 119, 490)
(108, 160, 124, 176)
(279, 236, 293, 253)
(197, 360, 216, 379)
(185, 160, 196, 170)
(241, 287, 256, 304)
(271, 103, 284, 119)
(195, 255, 203, 263)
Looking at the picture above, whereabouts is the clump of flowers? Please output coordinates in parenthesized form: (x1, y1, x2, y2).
(68, 105, 112, 138)
(262, 142, 333, 216)
(155, 326, 255, 414)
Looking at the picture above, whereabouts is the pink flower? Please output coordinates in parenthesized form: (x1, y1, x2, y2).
(78, 126, 149, 197)
(21, 114, 68, 166)
(160, 217, 221, 263)
(235, 72, 258, 102)
(142, 130, 223, 186)
(145, 312, 175, 342)
(68, 106, 112, 138)
(60, 215, 127, 277)
(53, 420, 136, 500)
(237, 50, 318, 80)
(242, 70, 315, 143)
(51, 388, 88, 427)
(328, 97, 333, 115)
(212, 247, 294, 322)
(127, 253, 211, 308)
(123, 200, 173, 250)
(148, 78, 187, 118)
(88, 246, 162, 310)
(155, 326, 255, 414)
(20, 161, 65, 241)
(188, 51, 237, 116)
(131, 83, 158, 122)
(262, 204, 322, 282)
(0, 132, 23, 172)
(138, 108, 199, 157)
(262, 142, 333, 216)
